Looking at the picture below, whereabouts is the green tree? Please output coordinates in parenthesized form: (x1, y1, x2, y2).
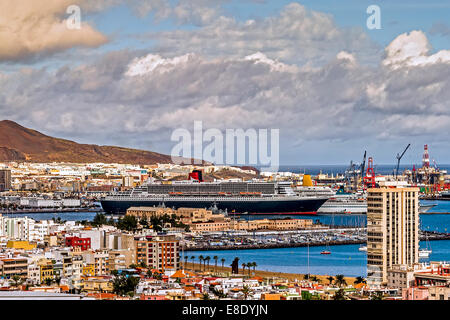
(201, 292, 210, 300)
(112, 275, 140, 296)
(117, 215, 138, 231)
(139, 217, 149, 228)
(92, 213, 108, 227)
(332, 289, 346, 300)
(107, 217, 116, 226)
(241, 285, 251, 299)
(327, 276, 334, 285)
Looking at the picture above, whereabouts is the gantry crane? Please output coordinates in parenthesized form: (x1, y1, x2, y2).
(395, 144, 410, 179)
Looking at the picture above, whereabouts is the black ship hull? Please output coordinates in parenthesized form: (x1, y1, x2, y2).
(100, 198, 328, 215)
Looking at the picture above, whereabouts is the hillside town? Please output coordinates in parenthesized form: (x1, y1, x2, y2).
(0, 205, 448, 300)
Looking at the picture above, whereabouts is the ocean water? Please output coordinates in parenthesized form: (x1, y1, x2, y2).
(186, 240, 450, 278)
(238, 201, 450, 232)
(277, 164, 450, 176)
(0, 211, 98, 222)
(187, 201, 450, 277)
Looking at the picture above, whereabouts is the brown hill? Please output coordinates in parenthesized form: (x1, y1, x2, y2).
(0, 120, 175, 164)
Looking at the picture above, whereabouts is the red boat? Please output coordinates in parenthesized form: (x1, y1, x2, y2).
(320, 251, 331, 255)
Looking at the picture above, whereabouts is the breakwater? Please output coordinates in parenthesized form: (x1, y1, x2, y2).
(186, 239, 364, 251)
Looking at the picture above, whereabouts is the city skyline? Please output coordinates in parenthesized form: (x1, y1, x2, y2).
(1, 1, 450, 165)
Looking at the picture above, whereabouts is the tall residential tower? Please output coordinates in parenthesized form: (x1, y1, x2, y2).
(366, 187, 419, 286)
(0, 169, 11, 191)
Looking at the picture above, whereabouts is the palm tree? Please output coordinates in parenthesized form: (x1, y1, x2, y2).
(246, 263, 252, 276)
(221, 258, 225, 271)
(327, 276, 334, 285)
(334, 274, 347, 288)
(241, 285, 251, 299)
(213, 256, 218, 273)
(252, 262, 257, 274)
(205, 256, 211, 271)
(332, 289, 346, 300)
(184, 255, 188, 268)
(11, 275, 23, 287)
(198, 255, 204, 271)
(190, 255, 195, 268)
(241, 263, 246, 274)
(201, 292, 210, 300)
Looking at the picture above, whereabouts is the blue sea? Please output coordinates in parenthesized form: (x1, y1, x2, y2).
(186, 240, 450, 278)
(276, 164, 450, 176)
(187, 201, 450, 277)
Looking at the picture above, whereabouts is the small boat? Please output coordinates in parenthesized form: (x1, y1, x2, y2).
(358, 246, 367, 252)
(419, 228, 432, 258)
(419, 249, 432, 258)
(320, 251, 331, 255)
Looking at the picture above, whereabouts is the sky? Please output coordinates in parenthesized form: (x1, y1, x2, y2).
(1, 0, 450, 166)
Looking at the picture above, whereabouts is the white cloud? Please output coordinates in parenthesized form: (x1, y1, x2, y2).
(0, 0, 108, 62)
(383, 30, 450, 69)
(125, 53, 196, 76)
(244, 52, 298, 73)
(149, 3, 380, 66)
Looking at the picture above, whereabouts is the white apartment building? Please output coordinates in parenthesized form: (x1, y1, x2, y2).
(3, 217, 35, 241)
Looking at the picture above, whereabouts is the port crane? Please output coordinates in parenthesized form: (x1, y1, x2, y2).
(395, 143, 410, 178)
(360, 151, 366, 189)
(344, 151, 368, 191)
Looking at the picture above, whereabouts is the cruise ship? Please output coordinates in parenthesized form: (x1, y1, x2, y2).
(100, 179, 329, 215)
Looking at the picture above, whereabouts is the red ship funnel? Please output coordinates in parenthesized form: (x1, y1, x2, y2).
(189, 170, 203, 182)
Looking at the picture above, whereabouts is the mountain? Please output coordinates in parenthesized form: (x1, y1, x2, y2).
(0, 120, 176, 164)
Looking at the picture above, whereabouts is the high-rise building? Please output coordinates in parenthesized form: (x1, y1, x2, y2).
(136, 235, 180, 272)
(366, 187, 419, 286)
(0, 169, 11, 191)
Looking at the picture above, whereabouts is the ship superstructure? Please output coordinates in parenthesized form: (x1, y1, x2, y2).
(100, 179, 329, 215)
